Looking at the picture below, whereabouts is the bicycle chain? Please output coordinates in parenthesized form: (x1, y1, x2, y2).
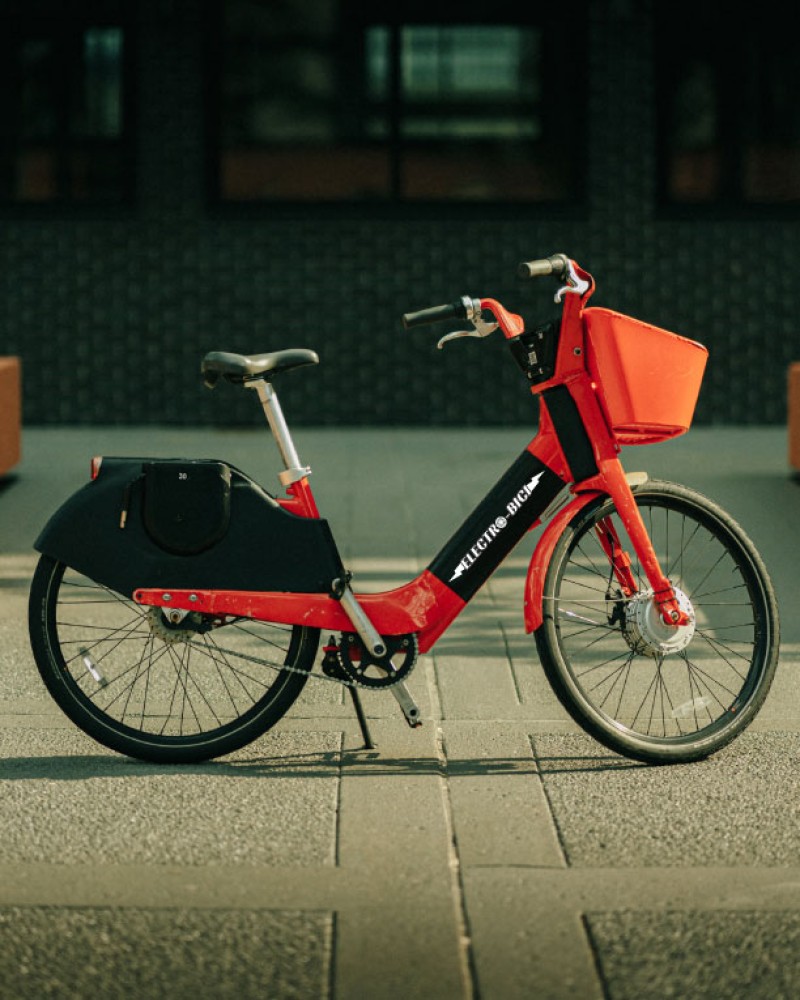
(207, 640, 364, 688)
(208, 637, 422, 692)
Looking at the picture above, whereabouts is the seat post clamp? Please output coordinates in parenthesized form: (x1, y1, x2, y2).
(278, 466, 312, 487)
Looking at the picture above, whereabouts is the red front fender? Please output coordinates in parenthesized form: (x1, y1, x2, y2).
(524, 490, 603, 633)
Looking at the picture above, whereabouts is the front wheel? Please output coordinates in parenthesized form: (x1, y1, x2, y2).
(28, 556, 320, 763)
(535, 481, 779, 764)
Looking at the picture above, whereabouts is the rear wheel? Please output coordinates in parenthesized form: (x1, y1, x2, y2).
(535, 481, 779, 764)
(28, 556, 319, 763)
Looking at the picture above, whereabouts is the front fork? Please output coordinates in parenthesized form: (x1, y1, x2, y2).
(581, 458, 689, 626)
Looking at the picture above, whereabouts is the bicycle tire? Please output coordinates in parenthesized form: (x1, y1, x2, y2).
(534, 481, 779, 764)
(28, 555, 320, 763)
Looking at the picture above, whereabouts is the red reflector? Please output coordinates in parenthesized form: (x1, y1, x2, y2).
(90, 456, 103, 480)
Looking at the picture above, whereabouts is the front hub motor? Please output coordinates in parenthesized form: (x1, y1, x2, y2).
(623, 587, 696, 658)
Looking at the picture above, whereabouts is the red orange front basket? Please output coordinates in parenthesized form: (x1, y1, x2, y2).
(584, 307, 708, 446)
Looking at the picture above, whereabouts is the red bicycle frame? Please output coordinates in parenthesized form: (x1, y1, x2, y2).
(134, 260, 689, 649)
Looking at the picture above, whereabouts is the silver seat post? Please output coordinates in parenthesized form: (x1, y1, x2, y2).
(246, 379, 311, 488)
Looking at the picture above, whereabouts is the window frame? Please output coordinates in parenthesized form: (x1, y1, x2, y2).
(654, 3, 800, 218)
(0, 3, 136, 213)
(207, 1, 588, 216)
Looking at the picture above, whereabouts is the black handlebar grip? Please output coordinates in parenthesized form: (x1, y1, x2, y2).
(517, 253, 570, 280)
(402, 299, 468, 329)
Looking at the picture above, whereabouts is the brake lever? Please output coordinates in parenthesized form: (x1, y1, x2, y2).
(436, 316, 499, 350)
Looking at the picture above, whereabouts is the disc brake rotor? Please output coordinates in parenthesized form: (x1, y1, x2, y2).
(337, 632, 418, 688)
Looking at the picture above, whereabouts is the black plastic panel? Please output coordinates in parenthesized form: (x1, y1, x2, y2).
(35, 458, 345, 598)
(428, 450, 565, 602)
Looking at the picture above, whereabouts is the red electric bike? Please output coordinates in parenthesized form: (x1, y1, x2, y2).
(28, 255, 779, 765)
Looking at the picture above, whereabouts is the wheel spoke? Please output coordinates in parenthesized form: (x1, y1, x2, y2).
(677, 651, 738, 709)
(693, 629, 750, 673)
(574, 540, 613, 583)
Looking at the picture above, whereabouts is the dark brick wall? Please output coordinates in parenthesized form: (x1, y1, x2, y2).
(2, 0, 798, 428)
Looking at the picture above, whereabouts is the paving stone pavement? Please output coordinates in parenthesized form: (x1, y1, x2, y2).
(1, 423, 799, 999)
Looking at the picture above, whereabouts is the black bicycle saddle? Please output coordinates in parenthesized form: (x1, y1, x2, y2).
(201, 349, 319, 387)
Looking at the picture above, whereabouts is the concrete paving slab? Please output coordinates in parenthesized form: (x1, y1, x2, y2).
(0, 906, 331, 1000)
(462, 868, 604, 1000)
(335, 720, 469, 1000)
(533, 731, 800, 867)
(442, 723, 564, 868)
(0, 728, 341, 867)
(586, 910, 800, 1000)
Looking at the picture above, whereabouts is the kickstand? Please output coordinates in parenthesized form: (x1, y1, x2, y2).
(322, 637, 376, 750)
(347, 685, 375, 750)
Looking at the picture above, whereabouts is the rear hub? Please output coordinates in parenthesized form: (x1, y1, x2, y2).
(147, 606, 212, 645)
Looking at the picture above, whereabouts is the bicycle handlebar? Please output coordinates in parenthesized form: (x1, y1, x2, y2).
(517, 253, 571, 280)
(402, 296, 478, 329)
(402, 253, 585, 337)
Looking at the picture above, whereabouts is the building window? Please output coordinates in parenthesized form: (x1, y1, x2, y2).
(657, 2, 800, 207)
(0, 9, 131, 204)
(215, 1, 585, 204)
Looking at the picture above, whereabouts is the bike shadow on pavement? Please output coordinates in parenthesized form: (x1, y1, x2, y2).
(0, 748, 647, 781)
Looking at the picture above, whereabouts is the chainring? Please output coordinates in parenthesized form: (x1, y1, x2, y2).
(337, 632, 418, 688)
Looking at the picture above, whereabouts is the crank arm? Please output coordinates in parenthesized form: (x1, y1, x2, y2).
(389, 680, 422, 728)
